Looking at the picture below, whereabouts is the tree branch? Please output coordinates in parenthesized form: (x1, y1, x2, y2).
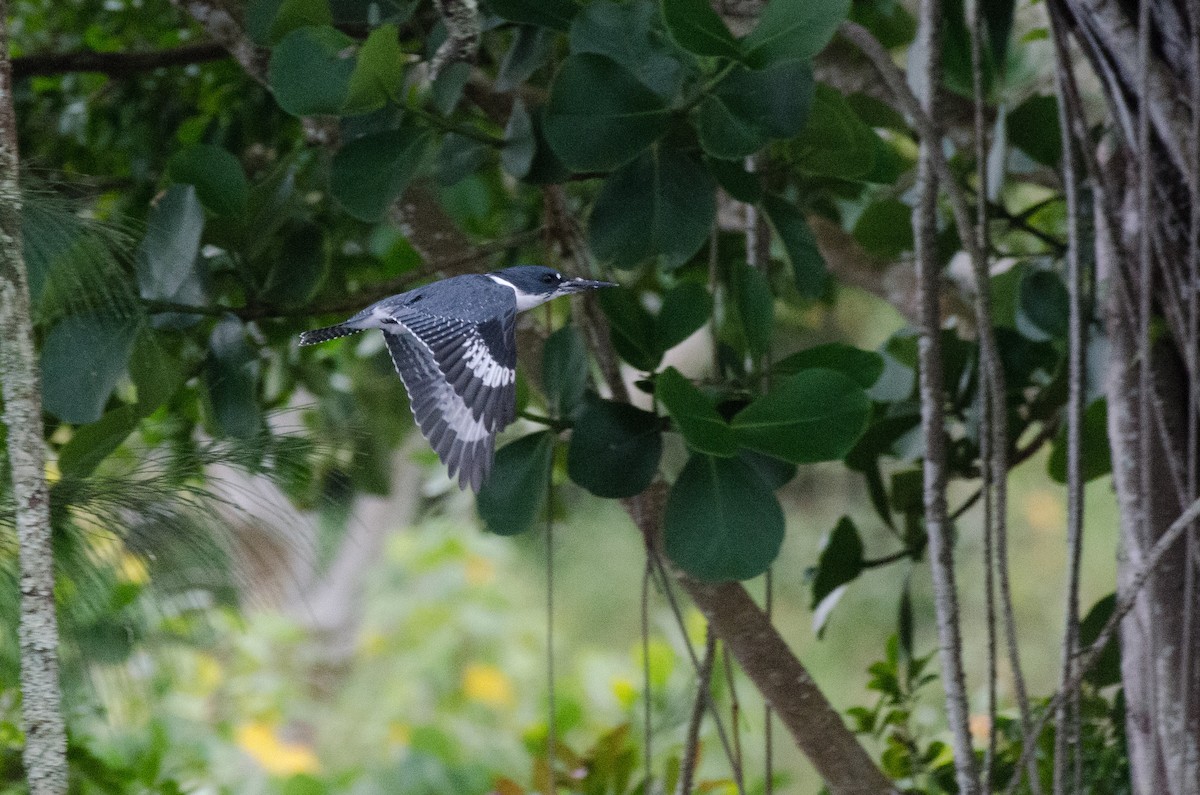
(12, 42, 228, 79)
(908, 0, 978, 790)
(0, 3, 67, 791)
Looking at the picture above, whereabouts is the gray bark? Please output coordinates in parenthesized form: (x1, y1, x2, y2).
(1060, 0, 1200, 789)
(0, 3, 68, 792)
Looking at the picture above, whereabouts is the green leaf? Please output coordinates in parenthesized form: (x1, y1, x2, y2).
(738, 448, 796, 489)
(489, 0, 580, 31)
(1079, 593, 1120, 687)
(706, 156, 762, 202)
(344, 24, 406, 114)
(981, 0, 1016, 71)
(589, 147, 715, 269)
(542, 325, 589, 418)
(544, 53, 672, 171)
(570, 0, 690, 99)
(331, 121, 433, 221)
(654, 282, 713, 352)
(664, 453, 784, 580)
(168, 145, 249, 216)
(1007, 94, 1061, 167)
(732, 368, 869, 463)
(742, 0, 850, 67)
(789, 84, 878, 180)
(128, 331, 184, 416)
(523, 105, 572, 184)
(657, 367, 737, 457)
(136, 185, 207, 325)
(760, 195, 828, 298)
(1017, 267, 1070, 340)
(267, 0, 332, 43)
(661, 0, 741, 59)
(730, 262, 773, 357)
(811, 516, 864, 608)
(1048, 399, 1112, 484)
(476, 431, 557, 535)
(598, 288, 660, 371)
(58, 406, 140, 479)
(262, 223, 329, 305)
(41, 314, 139, 425)
(496, 25, 553, 92)
(567, 395, 662, 498)
(853, 199, 914, 260)
(695, 60, 813, 159)
(502, 98, 536, 179)
(268, 26, 357, 116)
(773, 343, 885, 388)
(203, 317, 262, 439)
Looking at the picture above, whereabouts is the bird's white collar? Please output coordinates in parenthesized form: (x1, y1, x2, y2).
(488, 274, 557, 312)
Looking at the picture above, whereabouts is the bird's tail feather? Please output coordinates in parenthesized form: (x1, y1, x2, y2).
(298, 324, 363, 346)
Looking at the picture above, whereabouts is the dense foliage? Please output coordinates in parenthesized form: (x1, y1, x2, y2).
(0, 0, 1133, 792)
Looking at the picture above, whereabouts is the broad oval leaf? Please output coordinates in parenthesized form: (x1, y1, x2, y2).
(136, 184, 207, 326)
(544, 53, 672, 171)
(742, 0, 850, 67)
(661, 0, 741, 59)
(597, 288, 660, 371)
(168, 145, 249, 216)
(760, 195, 828, 298)
(589, 148, 715, 269)
(773, 342, 885, 388)
(1047, 399, 1111, 484)
(489, 0, 580, 31)
(789, 85, 878, 181)
(203, 317, 262, 439)
(654, 282, 713, 352)
(58, 405, 139, 479)
(268, 26, 357, 117)
(810, 516, 865, 609)
(657, 367, 736, 457)
(502, 98, 536, 179)
(331, 121, 433, 222)
(567, 395, 662, 498)
(41, 314, 139, 424)
(344, 23, 406, 114)
(1018, 267, 1069, 340)
(664, 453, 784, 581)
(542, 325, 589, 419)
(476, 431, 557, 536)
(730, 262, 773, 357)
(570, 0, 690, 99)
(731, 368, 869, 463)
(695, 60, 814, 160)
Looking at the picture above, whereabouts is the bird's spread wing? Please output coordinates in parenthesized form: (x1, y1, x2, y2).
(381, 306, 518, 491)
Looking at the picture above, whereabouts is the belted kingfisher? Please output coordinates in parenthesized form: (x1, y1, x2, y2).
(299, 265, 615, 491)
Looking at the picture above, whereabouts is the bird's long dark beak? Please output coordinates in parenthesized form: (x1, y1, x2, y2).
(562, 276, 618, 293)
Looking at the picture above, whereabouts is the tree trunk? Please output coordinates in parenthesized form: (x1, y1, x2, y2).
(1064, 0, 1200, 789)
(0, 2, 68, 792)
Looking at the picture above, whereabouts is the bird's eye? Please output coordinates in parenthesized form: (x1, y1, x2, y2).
(541, 273, 557, 284)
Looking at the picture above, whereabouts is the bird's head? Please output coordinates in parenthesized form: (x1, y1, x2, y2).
(490, 265, 617, 311)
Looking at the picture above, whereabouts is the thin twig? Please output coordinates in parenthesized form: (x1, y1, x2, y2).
(1049, 3, 1088, 790)
(676, 626, 717, 795)
(965, 5, 999, 788)
(909, 1, 979, 790)
(845, 18, 1042, 767)
(545, 453, 557, 795)
(642, 558, 654, 792)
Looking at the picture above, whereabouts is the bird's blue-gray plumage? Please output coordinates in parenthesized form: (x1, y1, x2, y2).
(299, 266, 614, 491)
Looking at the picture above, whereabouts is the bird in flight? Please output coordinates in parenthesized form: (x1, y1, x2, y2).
(299, 265, 615, 491)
